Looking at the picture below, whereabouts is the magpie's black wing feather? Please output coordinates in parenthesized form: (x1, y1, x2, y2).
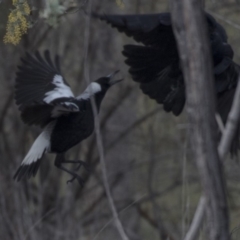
(19, 98, 81, 128)
(15, 50, 78, 127)
(15, 50, 73, 107)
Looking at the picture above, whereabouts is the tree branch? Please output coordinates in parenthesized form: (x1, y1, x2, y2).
(184, 195, 206, 240)
(82, 1, 128, 239)
(218, 76, 240, 159)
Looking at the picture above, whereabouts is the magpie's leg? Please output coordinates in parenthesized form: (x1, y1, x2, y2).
(54, 154, 85, 186)
(60, 160, 90, 172)
(60, 160, 90, 184)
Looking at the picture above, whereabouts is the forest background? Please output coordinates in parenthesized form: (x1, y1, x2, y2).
(1, 0, 240, 239)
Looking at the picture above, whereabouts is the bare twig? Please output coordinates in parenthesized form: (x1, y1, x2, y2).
(75, 106, 162, 199)
(184, 195, 206, 240)
(93, 194, 147, 240)
(218, 76, 240, 159)
(107, 107, 161, 150)
(207, 10, 240, 31)
(82, 1, 128, 240)
(136, 205, 176, 240)
(147, 126, 170, 239)
(0, 92, 13, 133)
(215, 113, 225, 135)
(24, 208, 56, 240)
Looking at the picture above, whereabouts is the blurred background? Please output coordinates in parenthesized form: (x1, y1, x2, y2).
(0, 0, 240, 239)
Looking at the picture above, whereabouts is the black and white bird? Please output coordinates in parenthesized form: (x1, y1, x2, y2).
(14, 50, 122, 185)
(95, 12, 240, 153)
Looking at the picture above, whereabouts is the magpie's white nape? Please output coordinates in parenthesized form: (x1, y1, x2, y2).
(13, 50, 123, 185)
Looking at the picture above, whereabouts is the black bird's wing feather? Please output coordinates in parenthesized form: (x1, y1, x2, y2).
(97, 12, 235, 110)
(94, 13, 173, 48)
(96, 13, 183, 114)
(15, 50, 79, 127)
(123, 44, 184, 115)
(97, 12, 240, 153)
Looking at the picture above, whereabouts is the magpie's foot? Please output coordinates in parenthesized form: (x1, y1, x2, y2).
(67, 173, 85, 187)
(75, 161, 91, 172)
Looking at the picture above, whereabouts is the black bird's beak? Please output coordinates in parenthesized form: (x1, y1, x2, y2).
(108, 70, 123, 86)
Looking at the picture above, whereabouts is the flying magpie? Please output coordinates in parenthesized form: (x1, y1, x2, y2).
(14, 50, 122, 185)
(95, 12, 240, 153)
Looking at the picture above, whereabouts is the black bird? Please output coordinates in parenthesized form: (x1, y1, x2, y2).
(14, 50, 122, 185)
(95, 12, 240, 153)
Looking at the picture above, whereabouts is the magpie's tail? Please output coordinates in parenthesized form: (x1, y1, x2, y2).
(14, 129, 51, 181)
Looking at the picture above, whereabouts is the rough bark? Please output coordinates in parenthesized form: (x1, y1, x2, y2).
(170, 1, 229, 239)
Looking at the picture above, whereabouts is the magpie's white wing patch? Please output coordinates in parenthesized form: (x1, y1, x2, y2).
(15, 50, 77, 127)
(77, 82, 102, 100)
(44, 75, 74, 103)
(15, 50, 74, 108)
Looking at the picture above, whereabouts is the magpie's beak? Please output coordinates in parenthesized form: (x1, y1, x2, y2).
(108, 70, 123, 86)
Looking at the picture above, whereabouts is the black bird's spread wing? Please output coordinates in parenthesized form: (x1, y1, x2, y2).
(94, 13, 174, 48)
(97, 12, 240, 153)
(122, 44, 184, 115)
(96, 12, 235, 115)
(15, 50, 79, 127)
(96, 13, 184, 115)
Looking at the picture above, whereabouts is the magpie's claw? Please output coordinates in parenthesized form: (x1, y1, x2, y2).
(67, 174, 84, 187)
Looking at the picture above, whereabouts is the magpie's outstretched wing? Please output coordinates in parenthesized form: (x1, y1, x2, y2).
(15, 50, 79, 127)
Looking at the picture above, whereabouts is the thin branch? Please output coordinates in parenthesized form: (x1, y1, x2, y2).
(82, 1, 128, 240)
(93, 194, 147, 240)
(75, 107, 162, 199)
(24, 208, 56, 240)
(218, 76, 240, 159)
(147, 126, 170, 239)
(106, 107, 161, 150)
(215, 113, 225, 135)
(207, 10, 240, 31)
(184, 195, 206, 240)
(0, 92, 14, 133)
(136, 205, 176, 240)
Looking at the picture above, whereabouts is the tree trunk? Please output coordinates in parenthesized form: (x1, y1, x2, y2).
(170, 1, 229, 239)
